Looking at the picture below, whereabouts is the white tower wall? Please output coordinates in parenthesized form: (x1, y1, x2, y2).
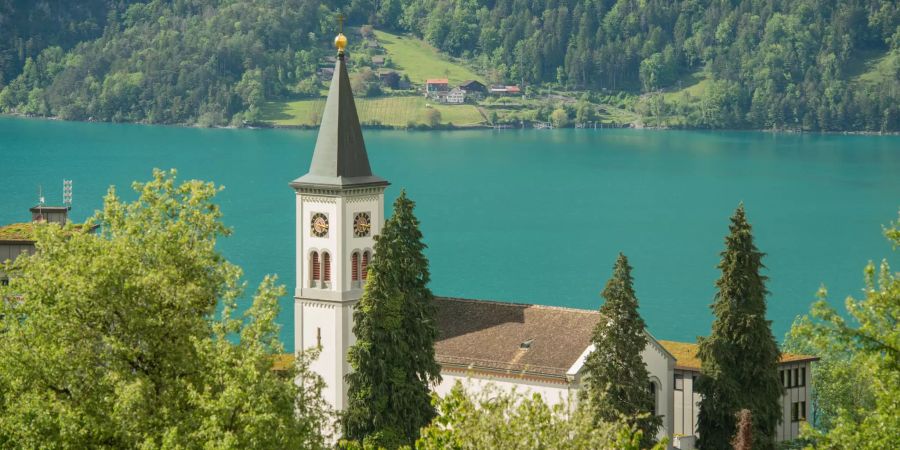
(294, 187, 386, 410)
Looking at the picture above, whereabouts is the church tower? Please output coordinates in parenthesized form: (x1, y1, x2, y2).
(290, 32, 388, 411)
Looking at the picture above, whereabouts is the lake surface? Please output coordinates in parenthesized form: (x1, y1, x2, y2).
(2, 116, 898, 352)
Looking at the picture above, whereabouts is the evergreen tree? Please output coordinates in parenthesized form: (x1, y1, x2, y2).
(343, 190, 441, 448)
(581, 253, 661, 448)
(733, 409, 753, 450)
(696, 205, 782, 450)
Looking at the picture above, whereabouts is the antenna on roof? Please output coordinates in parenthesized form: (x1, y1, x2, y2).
(63, 179, 73, 207)
(38, 185, 45, 206)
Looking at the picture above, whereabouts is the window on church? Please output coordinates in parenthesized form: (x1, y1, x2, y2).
(316, 327, 322, 348)
(799, 367, 806, 387)
(649, 381, 657, 415)
(794, 368, 799, 387)
(674, 374, 683, 390)
(361, 251, 370, 281)
(352, 251, 360, 282)
(322, 252, 331, 285)
(311, 252, 320, 287)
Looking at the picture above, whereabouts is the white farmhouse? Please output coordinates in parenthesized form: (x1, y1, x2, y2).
(445, 87, 466, 104)
(286, 35, 816, 449)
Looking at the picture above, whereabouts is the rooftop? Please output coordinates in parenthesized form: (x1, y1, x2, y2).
(0, 223, 37, 242)
(659, 340, 818, 371)
(0, 222, 96, 243)
(433, 297, 601, 380)
(291, 48, 388, 189)
(426, 78, 449, 84)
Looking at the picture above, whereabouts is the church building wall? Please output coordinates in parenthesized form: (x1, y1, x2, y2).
(435, 370, 576, 407)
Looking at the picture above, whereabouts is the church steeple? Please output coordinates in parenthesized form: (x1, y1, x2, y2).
(291, 32, 387, 189)
(291, 30, 389, 415)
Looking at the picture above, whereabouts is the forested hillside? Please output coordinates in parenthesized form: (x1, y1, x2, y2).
(1, 0, 898, 130)
(0, 0, 333, 125)
(389, 0, 899, 131)
(0, 1, 137, 85)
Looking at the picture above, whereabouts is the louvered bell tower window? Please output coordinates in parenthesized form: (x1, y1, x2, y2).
(361, 251, 370, 281)
(311, 251, 320, 287)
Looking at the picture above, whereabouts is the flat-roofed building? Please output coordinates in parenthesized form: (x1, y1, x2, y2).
(660, 340, 817, 448)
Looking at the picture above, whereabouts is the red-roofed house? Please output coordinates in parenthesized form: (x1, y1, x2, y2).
(425, 78, 449, 94)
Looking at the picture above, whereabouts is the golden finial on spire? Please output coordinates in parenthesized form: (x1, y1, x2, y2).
(335, 13, 347, 55)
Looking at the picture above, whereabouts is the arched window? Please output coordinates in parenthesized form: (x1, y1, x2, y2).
(311, 251, 320, 287)
(361, 251, 370, 281)
(322, 252, 331, 283)
(351, 251, 360, 281)
(648, 380, 659, 416)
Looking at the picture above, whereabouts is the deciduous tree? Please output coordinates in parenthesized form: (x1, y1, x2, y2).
(417, 381, 664, 450)
(785, 210, 900, 449)
(0, 169, 328, 448)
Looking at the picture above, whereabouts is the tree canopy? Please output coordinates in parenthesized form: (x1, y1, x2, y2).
(0, 169, 328, 448)
(1, 0, 897, 130)
(416, 381, 665, 450)
(783, 210, 900, 449)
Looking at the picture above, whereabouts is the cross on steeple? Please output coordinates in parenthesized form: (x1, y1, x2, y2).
(336, 13, 345, 34)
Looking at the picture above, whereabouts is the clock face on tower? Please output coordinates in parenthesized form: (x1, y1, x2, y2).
(310, 213, 329, 237)
(353, 212, 371, 237)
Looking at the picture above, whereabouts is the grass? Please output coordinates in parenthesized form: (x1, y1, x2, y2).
(373, 30, 483, 86)
(661, 71, 710, 103)
(597, 105, 641, 125)
(262, 95, 485, 127)
(853, 50, 898, 86)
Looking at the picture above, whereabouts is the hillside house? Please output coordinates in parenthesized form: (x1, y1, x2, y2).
(490, 85, 521, 96)
(425, 78, 449, 95)
(378, 70, 400, 89)
(459, 80, 486, 94)
(445, 87, 466, 104)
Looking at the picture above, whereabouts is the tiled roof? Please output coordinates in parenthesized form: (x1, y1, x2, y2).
(659, 340, 818, 371)
(433, 297, 600, 380)
(426, 79, 449, 84)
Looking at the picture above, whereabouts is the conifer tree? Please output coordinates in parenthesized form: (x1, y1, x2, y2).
(342, 190, 441, 448)
(733, 409, 754, 450)
(696, 205, 782, 450)
(581, 253, 661, 448)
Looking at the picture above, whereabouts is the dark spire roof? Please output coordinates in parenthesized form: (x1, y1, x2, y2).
(291, 53, 388, 189)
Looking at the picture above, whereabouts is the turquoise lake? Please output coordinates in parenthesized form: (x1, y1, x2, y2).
(1, 116, 898, 352)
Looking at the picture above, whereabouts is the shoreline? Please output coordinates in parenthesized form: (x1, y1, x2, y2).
(2, 113, 898, 136)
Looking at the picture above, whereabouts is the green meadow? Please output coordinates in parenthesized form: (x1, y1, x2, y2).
(373, 30, 483, 86)
(261, 96, 485, 128)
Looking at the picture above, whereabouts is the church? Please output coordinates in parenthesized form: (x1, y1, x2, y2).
(286, 33, 816, 449)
